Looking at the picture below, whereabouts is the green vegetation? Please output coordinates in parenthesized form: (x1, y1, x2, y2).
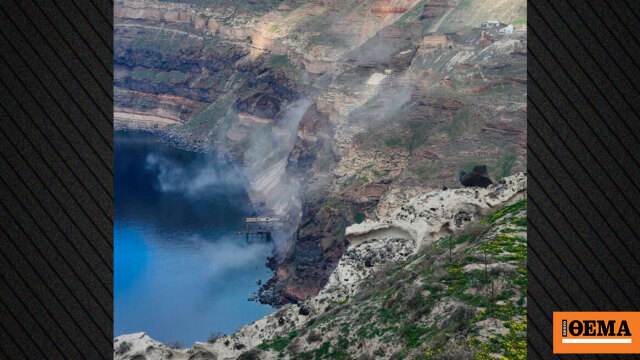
(131, 68, 189, 84)
(406, 118, 433, 153)
(306, 32, 348, 49)
(325, 198, 342, 209)
(410, 166, 429, 178)
(267, 54, 299, 78)
(269, 54, 291, 67)
(198, 76, 218, 89)
(154, 70, 189, 84)
(457, 0, 472, 9)
(258, 331, 299, 352)
(484, 234, 526, 263)
(385, 138, 404, 148)
(432, 50, 458, 72)
(131, 68, 155, 80)
(183, 92, 235, 134)
(366, 106, 433, 153)
(449, 107, 472, 138)
(486, 199, 526, 223)
(502, 318, 527, 359)
(471, 317, 527, 359)
(291, 341, 331, 360)
(155, 0, 282, 12)
(497, 152, 517, 180)
(228, 72, 249, 89)
(255, 201, 526, 359)
(331, 218, 348, 238)
(401, 325, 435, 348)
(353, 96, 426, 152)
(397, 0, 428, 23)
(512, 16, 527, 27)
(353, 212, 366, 224)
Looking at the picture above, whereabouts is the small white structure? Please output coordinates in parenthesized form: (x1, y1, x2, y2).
(481, 20, 501, 28)
(499, 24, 514, 34)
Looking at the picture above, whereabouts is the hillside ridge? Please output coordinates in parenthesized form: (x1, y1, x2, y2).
(115, 173, 527, 360)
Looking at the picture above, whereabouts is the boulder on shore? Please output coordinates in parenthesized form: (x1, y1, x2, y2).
(459, 165, 493, 188)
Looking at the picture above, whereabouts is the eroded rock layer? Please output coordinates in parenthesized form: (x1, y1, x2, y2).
(115, 0, 526, 307)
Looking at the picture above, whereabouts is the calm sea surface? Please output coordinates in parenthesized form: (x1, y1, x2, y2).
(114, 131, 274, 346)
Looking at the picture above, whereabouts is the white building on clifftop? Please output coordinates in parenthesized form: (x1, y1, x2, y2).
(481, 20, 502, 28)
(499, 24, 514, 34)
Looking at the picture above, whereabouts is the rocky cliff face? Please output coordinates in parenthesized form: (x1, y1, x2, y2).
(114, 173, 527, 360)
(115, 0, 526, 306)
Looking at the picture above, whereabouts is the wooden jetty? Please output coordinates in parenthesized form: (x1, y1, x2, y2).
(236, 217, 280, 241)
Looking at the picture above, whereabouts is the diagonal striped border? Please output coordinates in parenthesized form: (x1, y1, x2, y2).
(0, 0, 639, 358)
(528, 0, 640, 359)
(0, 0, 113, 358)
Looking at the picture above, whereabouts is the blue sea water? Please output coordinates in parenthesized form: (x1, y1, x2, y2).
(114, 131, 274, 346)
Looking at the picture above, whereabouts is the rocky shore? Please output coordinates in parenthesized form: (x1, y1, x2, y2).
(114, 0, 527, 344)
(115, 173, 527, 360)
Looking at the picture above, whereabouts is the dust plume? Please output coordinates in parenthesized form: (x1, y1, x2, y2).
(241, 99, 312, 253)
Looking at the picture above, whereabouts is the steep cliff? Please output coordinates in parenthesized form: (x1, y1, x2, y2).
(114, 0, 526, 305)
(114, 173, 527, 359)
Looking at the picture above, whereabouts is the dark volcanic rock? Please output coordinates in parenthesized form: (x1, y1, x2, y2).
(236, 92, 282, 118)
(459, 165, 493, 188)
(265, 256, 278, 270)
(237, 350, 261, 360)
(256, 191, 349, 306)
(299, 305, 311, 316)
(293, 242, 324, 271)
(187, 350, 217, 360)
(257, 278, 287, 306)
(364, 257, 374, 267)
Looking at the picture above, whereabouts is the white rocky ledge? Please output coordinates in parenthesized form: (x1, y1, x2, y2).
(346, 172, 526, 249)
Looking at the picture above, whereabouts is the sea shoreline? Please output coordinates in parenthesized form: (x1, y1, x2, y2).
(114, 128, 285, 303)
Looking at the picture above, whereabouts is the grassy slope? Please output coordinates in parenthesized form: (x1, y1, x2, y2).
(245, 200, 527, 359)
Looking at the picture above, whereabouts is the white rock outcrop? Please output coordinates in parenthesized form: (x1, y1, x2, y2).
(323, 172, 526, 297)
(114, 172, 526, 360)
(347, 172, 526, 248)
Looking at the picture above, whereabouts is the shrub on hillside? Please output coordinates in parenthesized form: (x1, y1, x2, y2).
(208, 331, 224, 344)
(166, 340, 183, 349)
(307, 330, 322, 343)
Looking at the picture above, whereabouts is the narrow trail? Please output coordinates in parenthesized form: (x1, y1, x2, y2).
(116, 23, 205, 39)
